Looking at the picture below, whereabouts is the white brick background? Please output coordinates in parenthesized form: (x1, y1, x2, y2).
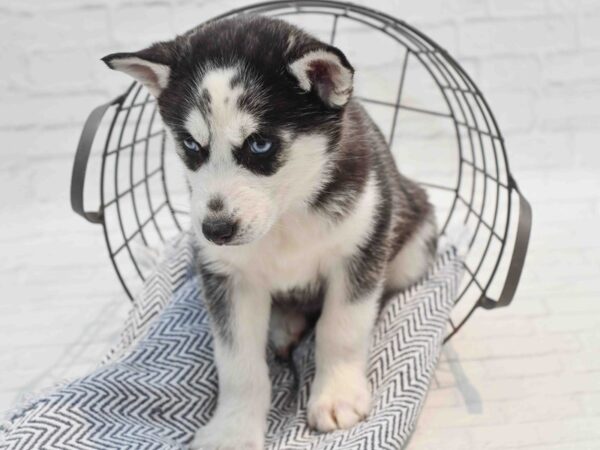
(1, 0, 599, 448)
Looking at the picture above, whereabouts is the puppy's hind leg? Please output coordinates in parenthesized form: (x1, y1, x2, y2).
(385, 214, 438, 293)
(269, 305, 308, 359)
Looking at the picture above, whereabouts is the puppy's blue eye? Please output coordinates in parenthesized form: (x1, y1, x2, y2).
(183, 137, 200, 153)
(248, 136, 273, 154)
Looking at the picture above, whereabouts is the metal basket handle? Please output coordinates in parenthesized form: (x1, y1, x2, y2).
(70, 94, 126, 224)
(479, 178, 532, 309)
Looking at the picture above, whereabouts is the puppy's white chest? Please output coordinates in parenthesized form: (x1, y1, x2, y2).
(250, 213, 340, 291)
(205, 177, 378, 294)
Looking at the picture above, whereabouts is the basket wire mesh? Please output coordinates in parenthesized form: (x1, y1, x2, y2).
(71, 0, 532, 342)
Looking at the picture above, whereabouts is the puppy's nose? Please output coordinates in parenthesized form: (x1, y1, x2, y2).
(201, 218, 236, 245)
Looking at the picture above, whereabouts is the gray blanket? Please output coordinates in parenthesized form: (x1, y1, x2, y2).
(0, 233, 462, 450)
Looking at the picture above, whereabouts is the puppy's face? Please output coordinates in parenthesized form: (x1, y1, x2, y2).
(104, 17, 354, 246)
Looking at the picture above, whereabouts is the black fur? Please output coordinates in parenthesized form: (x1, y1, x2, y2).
(426, 233, 438, 258)
(207, 196, 224, 212)
(310, 103, 369, 220)
(345, 166, 393, 302)
(178, 133, 209, 171)
(271, 279, 327, 315)
(103, 17, 441, 447)
(233, 133, 286, 176)
(105, 14, 436, 344)
(197, 261, 233, 345)
(104, 16, 349, 178)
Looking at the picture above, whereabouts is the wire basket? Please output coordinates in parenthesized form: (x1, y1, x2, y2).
(70, 0, 531, 342)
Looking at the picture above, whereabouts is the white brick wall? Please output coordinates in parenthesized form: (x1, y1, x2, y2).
(1, 0, 598, 208)
(1, 0, 599, 448)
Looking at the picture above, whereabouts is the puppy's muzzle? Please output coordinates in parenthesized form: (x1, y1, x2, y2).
(202, 218, 237, 245)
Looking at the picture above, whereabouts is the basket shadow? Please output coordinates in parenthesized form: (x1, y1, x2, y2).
(439, 342, 483, 414)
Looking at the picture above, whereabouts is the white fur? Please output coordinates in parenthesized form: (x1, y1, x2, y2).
(185, 108, 210, 148)
(201, 175, 380, 292)
(191, 174, 381, 446)
(108, 26, 435, 448)
(184, 66, 275, 244)
(285, 33, 297, 56)
(200, 67, 258, 148)
(288, 49, 353, 107)
(385, 216, 437, 291)
(185, 66, 332, 246)
(183, 66, 391, 445)
(191, 280, 271, 450)
(308, 273, 380, 431)
(302, 177, 382, 432)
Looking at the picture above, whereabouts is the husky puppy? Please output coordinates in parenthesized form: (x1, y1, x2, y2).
(104, 15, 437, 450)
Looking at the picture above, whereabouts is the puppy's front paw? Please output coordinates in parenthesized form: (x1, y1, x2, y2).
(190, 416, 264, 450)
(307, 371, 371, 432)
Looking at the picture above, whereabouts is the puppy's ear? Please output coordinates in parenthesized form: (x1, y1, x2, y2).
(288, 46, 354, 108)
(102, 42, 176, 97)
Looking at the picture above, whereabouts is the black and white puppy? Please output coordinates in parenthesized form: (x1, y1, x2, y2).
(104, 16, 437, 450)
